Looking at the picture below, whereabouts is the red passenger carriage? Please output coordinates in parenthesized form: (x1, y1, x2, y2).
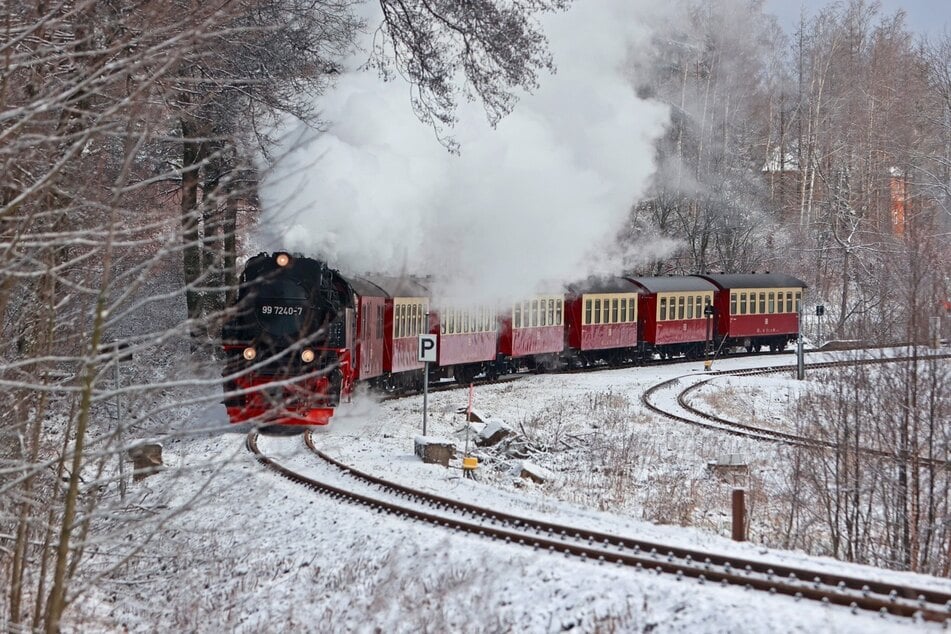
(696, 273, 806, 352)
(359, 275, 431, 389)
(564, 277, 640, 365)
(497, 293, 565, 370)
(434, 304, 499, 384)
(627, 276, 718, 359)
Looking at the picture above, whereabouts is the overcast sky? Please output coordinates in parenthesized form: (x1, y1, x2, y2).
(763, 0, 950, 39)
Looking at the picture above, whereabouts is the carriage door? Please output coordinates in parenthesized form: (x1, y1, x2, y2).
(345, 308, 356, 352)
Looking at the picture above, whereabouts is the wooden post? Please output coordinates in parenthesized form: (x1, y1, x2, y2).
(732, 488, 746, 542)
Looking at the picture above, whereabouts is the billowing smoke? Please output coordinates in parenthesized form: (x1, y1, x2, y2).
(258, 1, 670, 304)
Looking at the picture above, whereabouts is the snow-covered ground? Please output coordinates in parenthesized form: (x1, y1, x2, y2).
(87, 349, 950, 632)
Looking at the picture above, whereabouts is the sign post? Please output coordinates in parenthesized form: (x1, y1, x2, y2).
(704, 304, 715, 370)
(418, 327, 437, 436)
(815, 304, 825, 349)
(797, 303, 805, 380)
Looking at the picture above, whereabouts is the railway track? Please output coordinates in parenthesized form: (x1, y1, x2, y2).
(247, 429, 951, 624)
(391, 345, 939, 401)
(641, 353, 951, 464)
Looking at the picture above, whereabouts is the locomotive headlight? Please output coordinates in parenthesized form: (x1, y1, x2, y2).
(300, 348, 315, 363)
(242, 347, 257, 361)
(275, 253, 291, 267)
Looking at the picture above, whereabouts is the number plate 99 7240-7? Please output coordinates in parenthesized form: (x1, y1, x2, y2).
(260, 305, 303, 316)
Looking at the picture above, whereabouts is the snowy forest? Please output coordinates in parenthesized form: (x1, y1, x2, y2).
(1, 0, 949, 631)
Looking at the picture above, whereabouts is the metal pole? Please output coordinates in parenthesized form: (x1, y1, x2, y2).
(797, 303, 805, 380)
(817, 313, 822, 350)
(422, 360, 429, 436)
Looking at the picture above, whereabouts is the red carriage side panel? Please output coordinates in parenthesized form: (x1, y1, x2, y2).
(511, 325, 564, 356)
(654, 318, 709, 345)
(729, 312, 800, 338)
(437, 331, 497, 364)
(500, 294, 566, 358)
(435, 305, 498, 366)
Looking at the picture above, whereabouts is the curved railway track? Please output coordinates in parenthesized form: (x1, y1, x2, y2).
(641, 354, 951, 466)
(247, 430, 951, 624)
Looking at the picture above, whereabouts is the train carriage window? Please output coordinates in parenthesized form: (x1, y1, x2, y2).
(730, 293, 737, 315)
(611, 298, 618, 323)
(556, 299, 563, 325)
(594, 299, 602, 324)
(540, 301, 547, 326)
(795, 291, 801, 313)
(464, 311, 470, 333)
(677, 296, 685, 320)
(786, 291, 793, 313)
(629, 298, 636, 321)
(440, 314, 446, 335)
(768, 292, 775, 314)
(659, 297, 667, 321)
(687, 296, 694, 320)
(739, 293, 747, 315)
(759, 292, 766, 314)
(620, 297, 627, 323)
(585, 299, 592, 325)
(514, 303, 522, 329)
(548, 299, 555, 326)
(529, 300, 537, 327)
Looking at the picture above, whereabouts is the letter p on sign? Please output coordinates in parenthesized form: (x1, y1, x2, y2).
(418, 334, 437, 363)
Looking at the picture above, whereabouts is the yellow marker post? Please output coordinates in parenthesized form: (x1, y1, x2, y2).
(462, 456, 479, 478)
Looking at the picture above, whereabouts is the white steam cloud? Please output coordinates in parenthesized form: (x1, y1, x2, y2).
(258, 1, 669, 303)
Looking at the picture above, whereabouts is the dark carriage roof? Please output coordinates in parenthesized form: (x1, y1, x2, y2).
(626, 276, 719, 294)
(345, 276, 390, 298)
(352, 274, 431, 298)
(566, 276, 642, 295)
(695, 273, 807, 289)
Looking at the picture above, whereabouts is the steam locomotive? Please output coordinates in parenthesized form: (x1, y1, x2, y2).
(221, 252, 806, 426)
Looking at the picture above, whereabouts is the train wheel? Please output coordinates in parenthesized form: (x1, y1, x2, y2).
(745, 345, 753, 353)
